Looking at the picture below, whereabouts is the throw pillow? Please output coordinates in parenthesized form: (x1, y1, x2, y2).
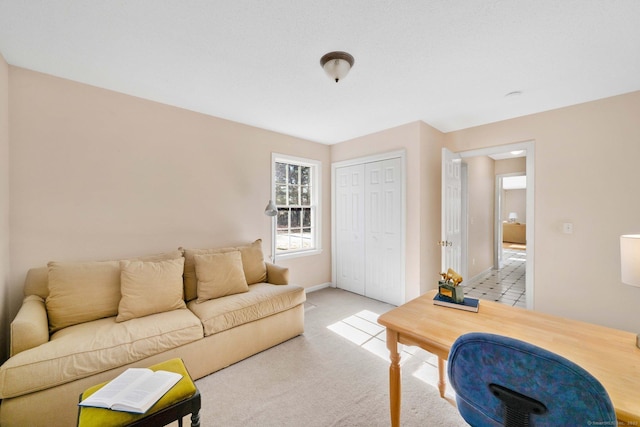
(194, 251, 248, 302)
(182, 239, 267, 301)
(117, 258, 186, 322)
(239, 239, 268, 285)
(46, 260, 121, 333)
(45, 250, 184, 332)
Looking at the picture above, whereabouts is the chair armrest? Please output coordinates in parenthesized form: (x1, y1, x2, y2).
(10, 295, 49, 357)
(266, 263, 289, 285)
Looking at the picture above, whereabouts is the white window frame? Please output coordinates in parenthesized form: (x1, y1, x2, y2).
(271, 153, 322, 260)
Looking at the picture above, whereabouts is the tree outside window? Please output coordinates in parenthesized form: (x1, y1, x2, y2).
(273, 156, 319, 256)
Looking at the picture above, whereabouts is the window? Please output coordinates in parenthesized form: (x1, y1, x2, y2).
(272, 154, 321, 258)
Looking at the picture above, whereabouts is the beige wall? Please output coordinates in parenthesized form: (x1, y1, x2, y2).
(465, 156, 494, 278)
(0, 53, 9, 360)
(331, 121, 444, 301)
(495, 157, 526, 176)
(503, 189, 526, 224)
(7, 67, 332, 326)
(4, 59, 640, 355)
(445, 91, 640, 334)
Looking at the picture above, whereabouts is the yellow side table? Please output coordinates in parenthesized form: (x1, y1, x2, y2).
(77, 358, 201, 427)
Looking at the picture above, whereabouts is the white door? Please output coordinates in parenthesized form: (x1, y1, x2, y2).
(365, 158, 403, 305)
(335, 164, 365, 295)
(441, 148, 462, 274)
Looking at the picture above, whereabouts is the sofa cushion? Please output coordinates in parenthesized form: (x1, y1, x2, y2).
(239, 239, 268, 285)
(0, 309, 203, 399)
(46, 260, 121, 333)
(194, 251, 248, 302)
(26, 250, 184, 301)
(43, 251, 187, 333)
(182, 239, 267, 301)
(117, 258, 186, 322)
(187, 283, 306, 336)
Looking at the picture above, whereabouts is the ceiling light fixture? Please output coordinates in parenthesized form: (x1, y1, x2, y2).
(320, 51, 354, 83)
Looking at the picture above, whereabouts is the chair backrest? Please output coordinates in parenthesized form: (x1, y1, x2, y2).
(448, 332, 616, 426)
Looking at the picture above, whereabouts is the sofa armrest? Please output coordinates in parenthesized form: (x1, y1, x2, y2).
(266, 263, 289, 285)
(10, 295, 49, 357)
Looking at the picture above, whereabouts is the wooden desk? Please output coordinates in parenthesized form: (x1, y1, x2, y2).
(377, 290, 640, 427)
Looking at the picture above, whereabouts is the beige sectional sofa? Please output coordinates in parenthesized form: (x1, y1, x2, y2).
(0, 239, 306, 426)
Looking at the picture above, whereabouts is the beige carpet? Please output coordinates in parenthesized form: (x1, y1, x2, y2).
(188, 288, 466, 426)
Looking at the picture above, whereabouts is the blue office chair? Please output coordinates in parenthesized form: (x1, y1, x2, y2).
(448, 332, 616, 426)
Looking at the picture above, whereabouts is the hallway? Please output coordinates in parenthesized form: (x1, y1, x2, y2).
(461, 248, 526, 308)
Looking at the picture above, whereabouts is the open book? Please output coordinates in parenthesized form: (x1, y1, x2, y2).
(79, 368, 182, 414)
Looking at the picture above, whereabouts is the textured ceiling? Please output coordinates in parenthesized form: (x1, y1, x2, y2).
(1, 1, 639, 144)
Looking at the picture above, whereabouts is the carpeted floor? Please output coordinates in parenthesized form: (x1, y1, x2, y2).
(185, 287, 466, 426)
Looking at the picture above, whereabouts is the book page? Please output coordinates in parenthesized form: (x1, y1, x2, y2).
(79, 368, 152, 408)
(111, 370, 182, 413)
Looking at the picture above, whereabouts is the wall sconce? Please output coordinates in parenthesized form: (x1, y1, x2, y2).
(619, 234, 640, 348)
(264, 200, 278, 264)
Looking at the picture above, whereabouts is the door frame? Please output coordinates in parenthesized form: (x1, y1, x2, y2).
(331, 150, 407, 304)
(456, 140, 535, 309)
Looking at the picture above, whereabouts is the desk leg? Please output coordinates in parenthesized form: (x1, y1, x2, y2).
(386, 329, 401, 427)
(437, 357, 446, 398)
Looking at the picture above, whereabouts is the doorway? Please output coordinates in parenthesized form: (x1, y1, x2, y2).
(451, 141, 534, 309)
(462, 171, 528, 307)
(496, 173, 527, 268)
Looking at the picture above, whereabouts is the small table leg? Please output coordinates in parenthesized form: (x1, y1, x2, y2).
(191, 410, 200, 427)
(386, 329, 401, 427)
(437, 357, 446, 398)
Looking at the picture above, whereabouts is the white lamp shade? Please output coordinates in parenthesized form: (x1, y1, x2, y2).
(320, 51, 354, 83)
(323, 58, 351, 82)
(508, 212, 518, 221)
(620, 234, 640, 287)
(264, 200, 277, 217)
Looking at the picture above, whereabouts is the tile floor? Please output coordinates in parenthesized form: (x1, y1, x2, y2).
(461, 248, 527, 308)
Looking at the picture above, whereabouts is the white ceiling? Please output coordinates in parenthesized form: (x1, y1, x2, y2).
(1, 1, 639, 145)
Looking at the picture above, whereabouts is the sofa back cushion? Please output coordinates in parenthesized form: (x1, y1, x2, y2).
(182, 239, 267, 301)
(116, 258, 186, 322)
(46, 260, 121, 333)
(43, 250, 184, 332)
(194, 251, 249, 302)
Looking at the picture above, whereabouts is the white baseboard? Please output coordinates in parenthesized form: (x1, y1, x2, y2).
(304, 282, 334, 293)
